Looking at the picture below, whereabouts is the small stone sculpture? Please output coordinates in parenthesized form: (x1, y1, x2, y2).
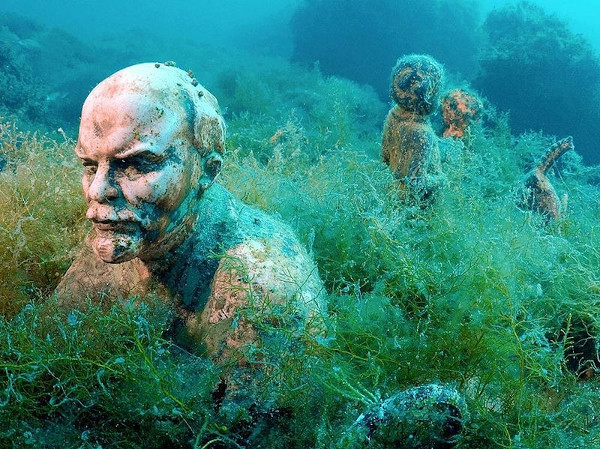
(381, 54, 444, 198)
(441, 88, 483, 139)
(520, 136, 574, 221)
(56, 63, 325, 363)
(343, 384, 467, 448)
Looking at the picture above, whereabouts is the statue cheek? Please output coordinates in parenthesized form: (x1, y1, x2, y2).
(117, 177, 158, 205)
(150, 175, 188, 210)
(156, 166, 192, 206)
(121, 166, 190, 210)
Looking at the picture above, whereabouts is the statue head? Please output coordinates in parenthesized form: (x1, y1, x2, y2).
(441, 88, 483, 138)
(390, 54, 444, 116)
(75, 62, 226, 264)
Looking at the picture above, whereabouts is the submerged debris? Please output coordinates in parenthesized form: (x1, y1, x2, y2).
(345, 384, 467, 448)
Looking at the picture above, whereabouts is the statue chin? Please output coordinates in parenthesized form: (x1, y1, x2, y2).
(92, 232, 140, 264)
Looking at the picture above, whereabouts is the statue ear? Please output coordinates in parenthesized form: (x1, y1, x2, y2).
(198, 150, 223, 193)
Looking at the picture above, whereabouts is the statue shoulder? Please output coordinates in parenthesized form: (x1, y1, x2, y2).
(208, 183, 304, 244)
(195, 234, 325, 360)
(213, 235, 324, 312)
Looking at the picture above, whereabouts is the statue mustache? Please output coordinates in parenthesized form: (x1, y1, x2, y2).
(86, 203, 148, 227)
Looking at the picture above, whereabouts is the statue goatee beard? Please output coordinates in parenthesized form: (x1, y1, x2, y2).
(93, 230, 142, 264)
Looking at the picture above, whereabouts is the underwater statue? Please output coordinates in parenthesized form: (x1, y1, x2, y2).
(519, 136, 574, 221)
(440, 88, 483, 140)
(55, 62, 325, 362)
(381, 54, 444, 200)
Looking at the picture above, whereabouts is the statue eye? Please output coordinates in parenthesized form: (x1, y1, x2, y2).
(114, 158, 141, 177)
(115, 154, 162, 177)
(82, 161, 97, 175)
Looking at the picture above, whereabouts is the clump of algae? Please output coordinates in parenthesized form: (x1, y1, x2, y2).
(0, 122, 87, 316)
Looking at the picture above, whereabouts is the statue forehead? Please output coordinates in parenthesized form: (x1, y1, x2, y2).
(89, 63, 195, 102)
(83, 64, 195, 123)
(82, 92, 185, 131)
(80, 64, 198, 146)
(79, 63, 226, 155)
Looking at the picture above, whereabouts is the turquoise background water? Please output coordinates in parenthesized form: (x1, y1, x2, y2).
(3, 0, 600, 53)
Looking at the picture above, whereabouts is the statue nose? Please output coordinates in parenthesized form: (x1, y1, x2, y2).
(87, 164, 119, 203)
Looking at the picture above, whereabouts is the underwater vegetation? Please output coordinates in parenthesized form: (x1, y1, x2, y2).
(3, 7, 600, 449)
(0, 123, 86, 316)
(3, 49, 600, 447)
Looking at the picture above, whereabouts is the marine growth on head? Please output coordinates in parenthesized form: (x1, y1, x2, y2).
(441, 88, 483, 139)
(390, 54, 445, 116)
(75, 62, 226, 264)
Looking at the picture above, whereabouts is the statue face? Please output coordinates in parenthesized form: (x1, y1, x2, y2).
(76, 92, 201, 264)
(390, 55, 443, 116)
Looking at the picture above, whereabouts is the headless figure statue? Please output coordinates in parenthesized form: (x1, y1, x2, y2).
(520, 136, 574, 221)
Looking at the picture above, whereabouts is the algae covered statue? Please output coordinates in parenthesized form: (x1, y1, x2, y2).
(56, 62, 325, 361)
(519, 136, 574, 221)
(381, 54, 445, 201)
(440, 88, 483, 141)
(56, 62, 467, 446)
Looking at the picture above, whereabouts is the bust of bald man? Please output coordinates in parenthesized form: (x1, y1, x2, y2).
(56, 63, 324, 360)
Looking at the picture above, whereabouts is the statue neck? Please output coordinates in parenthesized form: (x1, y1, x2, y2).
(143, 183, 237, 311)
(391, 105, 428, 122)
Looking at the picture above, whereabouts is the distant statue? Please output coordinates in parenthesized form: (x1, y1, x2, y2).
(381, 54, 445, 201)
(440, 88, 483, 140)
(56, 63, 325, 362)
(519, 136, 574, 221)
